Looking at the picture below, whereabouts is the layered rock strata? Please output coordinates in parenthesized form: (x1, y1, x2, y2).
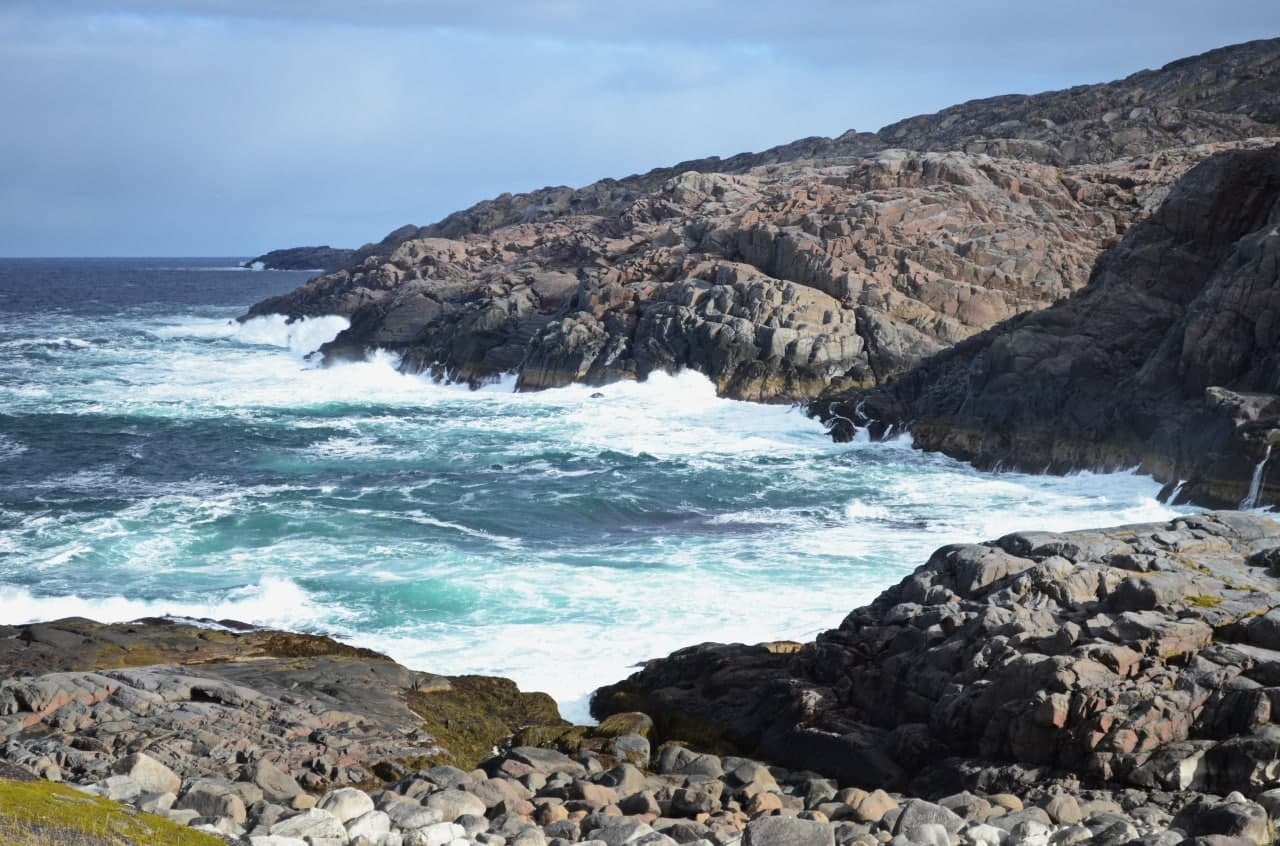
(244, 39, 1280, 403)
(816, 144, 1280, 508)
(593, 512, 1280, 806)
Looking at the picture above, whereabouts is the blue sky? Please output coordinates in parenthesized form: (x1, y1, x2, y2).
(2, 2, 1278, 256)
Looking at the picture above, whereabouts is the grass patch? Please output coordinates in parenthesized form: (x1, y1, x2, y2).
(0, 779, 223, 846)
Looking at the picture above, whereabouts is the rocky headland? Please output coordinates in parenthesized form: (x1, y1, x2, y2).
(243, 40, 1279, 404)
(243, 247, 356, 273)
(238, 38, 1280, 501)
(10, 513, 1280, 844)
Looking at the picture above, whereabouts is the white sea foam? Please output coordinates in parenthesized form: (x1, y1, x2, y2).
(152, 314, 349, 357)
(556, 371, 831, 459)
(0, 336, 91, 350)
(0, 577, 336, 633)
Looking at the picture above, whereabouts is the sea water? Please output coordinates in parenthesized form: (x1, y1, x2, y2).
(0, 259, 1191, 720)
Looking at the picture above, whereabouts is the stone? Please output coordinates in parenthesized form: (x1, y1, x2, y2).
(245, 759, 306, 802)
(343, 809, 393, 842)
(1041, 795, 1083, 825)
(905, 823, 952, 846)
(383, 799, 445, 831)
(851, 789, 898, 823)
(319, 786, 376, 823)
(1173, 796, 1272, 844)
(892, 799, 964, 836)
(424, 787, 488, 822)
(742, 814, 837, 846)
(111, 752, 181, 794)
(175, 778, 248, 824)
(404, 822, 467, 846)
(968, 823, 1011, 846)
(611, 734, 652, 767)
(270, 807, 349, 841)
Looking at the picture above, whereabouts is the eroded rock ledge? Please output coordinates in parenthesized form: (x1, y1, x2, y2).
(593, 511, 1280, 803)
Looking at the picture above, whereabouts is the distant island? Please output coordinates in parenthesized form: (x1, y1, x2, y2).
(241, 245, 354, 272)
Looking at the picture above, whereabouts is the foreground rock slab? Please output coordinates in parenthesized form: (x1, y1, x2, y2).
(0, 617, 563, 791)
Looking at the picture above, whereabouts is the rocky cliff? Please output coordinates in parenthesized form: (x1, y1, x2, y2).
(817, 144, 1280, 509)
(245, 39, 1280, 403)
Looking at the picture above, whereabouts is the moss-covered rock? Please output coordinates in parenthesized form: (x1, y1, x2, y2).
(405, 675, 567, 769)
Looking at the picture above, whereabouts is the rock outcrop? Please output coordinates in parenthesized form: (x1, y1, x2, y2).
(0, 617, 564, 791)
(593, 512, 1280, 802)
(244, 39, 1280, 402)
(816, 144, 1280, 508)
(243, 246, 356, 272)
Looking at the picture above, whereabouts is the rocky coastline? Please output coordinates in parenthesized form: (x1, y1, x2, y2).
(238, 38, 1280, 505)
(8, 512, 1280, 844)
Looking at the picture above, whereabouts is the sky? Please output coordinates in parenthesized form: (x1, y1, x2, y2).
(1, 2, 1278, 257)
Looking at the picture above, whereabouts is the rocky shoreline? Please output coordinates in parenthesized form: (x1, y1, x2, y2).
(238, 38, 1280, 507)
(5, 511, 1280, 844)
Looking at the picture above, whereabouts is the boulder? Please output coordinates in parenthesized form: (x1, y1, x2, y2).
(110, 752, 181, 795)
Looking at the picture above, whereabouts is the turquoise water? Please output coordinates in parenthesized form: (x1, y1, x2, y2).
(0, 259, 1191, 719)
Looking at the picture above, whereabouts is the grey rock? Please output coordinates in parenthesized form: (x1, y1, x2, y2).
(424, 787, 488, 822)
(269, 807, 349, 840)
(893, 799, 965, 836)
(319, 786, 376, 823)
(743, 814, 836, 846)
(111, 752, 181, 794)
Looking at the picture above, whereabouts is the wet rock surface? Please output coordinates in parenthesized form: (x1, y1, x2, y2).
(816, 144, 1280, 508)
(244, 40, 1280, 404)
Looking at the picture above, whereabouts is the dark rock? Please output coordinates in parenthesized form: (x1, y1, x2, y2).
(1171, 796, 1271, 844)
(592, 512, 1280, 796)
(241, 245, 355, 272)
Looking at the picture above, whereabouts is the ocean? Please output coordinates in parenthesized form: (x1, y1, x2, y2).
(0, 258, 1191, 720)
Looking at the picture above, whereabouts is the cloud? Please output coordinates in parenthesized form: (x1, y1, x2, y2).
(1, 2, 1278, 255)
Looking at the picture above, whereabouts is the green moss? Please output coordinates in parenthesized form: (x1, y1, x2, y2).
(593, 712, 653, 739)
(1186, 594, 1225, 608)
(406, 675, 567, 769)
(592, 686, 736, 755)
(0, 779, 224, 846)
(511, 724, 591, 751)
